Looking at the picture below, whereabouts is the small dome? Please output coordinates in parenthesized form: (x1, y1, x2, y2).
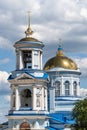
(44, 45, 78, 70)
(14, 20, 44, 48)
(14, 37, 44, 49)
(14, 13, 43, 47)
(19, 37, 40, 42)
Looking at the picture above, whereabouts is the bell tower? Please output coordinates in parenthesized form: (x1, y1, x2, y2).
(7, 13, 49, 130)
(14, 11, 44, 70)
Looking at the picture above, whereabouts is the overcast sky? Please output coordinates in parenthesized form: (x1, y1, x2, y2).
(1, 0, 87, 123)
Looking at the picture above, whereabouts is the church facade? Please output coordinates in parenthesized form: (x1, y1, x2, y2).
(44, 43, 81, 129)
(6, 15, 81, 130)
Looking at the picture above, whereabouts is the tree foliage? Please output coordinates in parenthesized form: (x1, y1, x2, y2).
(0, 124, 2, 128)
(72, 98, 87, 129)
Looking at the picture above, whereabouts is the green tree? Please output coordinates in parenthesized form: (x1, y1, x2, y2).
(72, 98, 87, 130)
(0, 124, 2, 128)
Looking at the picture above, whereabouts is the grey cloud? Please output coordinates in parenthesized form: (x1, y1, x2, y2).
(0, 0, 87, 74)
(0, 0, 87, 52)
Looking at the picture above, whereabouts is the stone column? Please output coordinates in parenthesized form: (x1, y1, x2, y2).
(10, 87, 13, 110)
(10, 85, 15, 110)
(15, 88, 19, 110)
(18, 92, 21, 109)
(19, 50, 23, 69)
(16, 49, 19, 70)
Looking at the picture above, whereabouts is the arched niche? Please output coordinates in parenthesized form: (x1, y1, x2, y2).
(20, 89, 32, 109)
(20, 122, 30, 130)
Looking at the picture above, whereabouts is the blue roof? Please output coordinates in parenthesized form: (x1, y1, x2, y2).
(49, 112, 75, 125)
(8, 69, 49, 80)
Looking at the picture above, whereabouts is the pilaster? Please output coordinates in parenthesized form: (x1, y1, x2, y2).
(41, 53, 42, 70)
(70, 77, 74, 96)
(32, 50, 34, 69)
(61, 76, 64, 96)
(15, 88, 19, 110)
(41, 87, 44, 110)
(77, 79, 80, 96)
(44, 88, 48, 111)
(32, 86, 36, 110)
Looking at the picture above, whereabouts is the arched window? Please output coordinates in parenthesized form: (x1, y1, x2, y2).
(73, 81, 77, 96)
(64, 81, 70, 96)
(55, 81, 61, 96)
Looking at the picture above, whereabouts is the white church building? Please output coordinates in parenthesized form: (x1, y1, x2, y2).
(3, 14, 82, 130)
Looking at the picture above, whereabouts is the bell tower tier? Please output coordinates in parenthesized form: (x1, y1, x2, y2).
(8, 70, 49, 112)
(14, 12, 44, 70)
(14, 38, 44, 70)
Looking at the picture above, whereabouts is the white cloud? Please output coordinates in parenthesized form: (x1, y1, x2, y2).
(0, 71, 10, 94)
(75, 58, 87, 77)
(0, 95, 9, 123)
(0, 71, 9, 82)
(80, 88, 87, 97)
(80, 8, 87, 19)
(0, 71, 10, 122)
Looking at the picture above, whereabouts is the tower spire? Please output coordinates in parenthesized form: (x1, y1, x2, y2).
(28, 11, 31, 28)
(59, 38, 62, 47)
(57, 38, 64, 56)
(25, 11, 34, 37)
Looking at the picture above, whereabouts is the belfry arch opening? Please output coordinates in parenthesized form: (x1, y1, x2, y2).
(21, 89, 32, 109)
(20, 122, 30, 130)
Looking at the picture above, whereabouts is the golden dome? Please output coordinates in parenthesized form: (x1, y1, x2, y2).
(44, 45, 78, 70)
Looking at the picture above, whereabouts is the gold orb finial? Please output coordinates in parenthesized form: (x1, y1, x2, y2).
(25, 11, 34, 37)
